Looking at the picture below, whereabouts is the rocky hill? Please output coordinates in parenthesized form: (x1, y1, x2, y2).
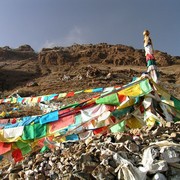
(0, 44, 180, 179)
(0, 43, 180, 99)
(38, 43, 176, 68)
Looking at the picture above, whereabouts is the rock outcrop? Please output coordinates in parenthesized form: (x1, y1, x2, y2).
(0, 45, 36, 60)
(38, 43, 176, 68)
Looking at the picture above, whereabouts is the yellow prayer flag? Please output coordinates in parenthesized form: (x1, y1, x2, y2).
(126, 117, 143, 129)
(118, 83, 143, 97)
(153, 83, 171, 100)
(117, 98, 135, 109)
(84, 89, 93, 93)
(58, 93, 67, 98)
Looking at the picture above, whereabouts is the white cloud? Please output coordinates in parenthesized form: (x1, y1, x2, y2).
(40, 26, 86, 50)
(64, 26, 85, 45)
(42, 40, 59, 48)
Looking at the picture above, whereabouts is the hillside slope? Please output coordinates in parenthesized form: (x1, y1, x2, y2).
(0, 43, 180, 99)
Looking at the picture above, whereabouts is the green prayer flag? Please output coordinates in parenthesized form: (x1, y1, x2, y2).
(173, 116, 180, 122)
(110, 121, 125, 133)
(16, 141, 29, 149)
(34, 123, 47, 138)
(140, 79, 152, 95)
(75, 114, 82, 124)
(147, 60, 156, 67)
(75, 90, 83, 94)
(16, 140, 31, 155)
(40, 146, 49, 153)
(112, 106, 132, 118)
(22, 125, 34, 140)
(22, 123, 47, 140)
(171, 96, 180, 111)
(60, 102, 79, 110)
(21, 146, 32, 155)
(96, 93, 120, 105)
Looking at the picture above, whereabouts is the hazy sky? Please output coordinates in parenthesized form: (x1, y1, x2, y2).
(0, 0, 179, 55)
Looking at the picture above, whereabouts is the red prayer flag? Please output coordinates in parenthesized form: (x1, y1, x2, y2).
(49, 115, 75, 133)
(11, 118, 17, 124)
(93, 126, 108, 135)
(66, 92, 75, 97)
(118, 94, 127, 103)
(0, 142, 12, 155)
(12, 148, 23, 162)
(140, 104, 145, 113)
(37, 97, 42, 103)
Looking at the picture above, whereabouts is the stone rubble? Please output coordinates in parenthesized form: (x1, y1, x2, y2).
(1, 122, 180, 180)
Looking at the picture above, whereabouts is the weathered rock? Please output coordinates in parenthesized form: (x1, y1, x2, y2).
(161, 147, 180, 163)
(17, 44, 34, 52)
(18, 171, 25, 179)
(152, 172, 167, 180)
(8, 173, 19, 180)
(35, 173, 45, 180)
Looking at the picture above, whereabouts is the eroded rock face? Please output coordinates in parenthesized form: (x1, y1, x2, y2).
(38, 44, 175, 69)
(0, 43, 178, 64)
(1, 122, 180, 179)
(0, 44, 36, 60)
(154, 50, 173, 66)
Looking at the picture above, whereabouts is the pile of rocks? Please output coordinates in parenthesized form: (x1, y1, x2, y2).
(1, 122, 180, 180)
